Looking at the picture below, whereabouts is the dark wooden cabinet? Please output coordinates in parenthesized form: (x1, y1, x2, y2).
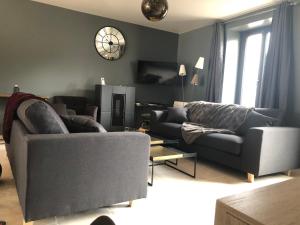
(95, 85, 135, 131)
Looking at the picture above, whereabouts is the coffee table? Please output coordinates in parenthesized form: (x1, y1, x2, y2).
(150, 136, 179, 145)
(148, 138, 197, 186)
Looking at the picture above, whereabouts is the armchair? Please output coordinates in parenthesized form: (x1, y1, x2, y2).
(52, 96, 98, 120)
(7, 120, 150, 222)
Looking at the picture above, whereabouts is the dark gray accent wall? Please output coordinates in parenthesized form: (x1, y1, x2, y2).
(0, 0, 179, 134)
(2, 0, 300, 132)
(0, 0, 178, 105)
(176, 25, 214, 102)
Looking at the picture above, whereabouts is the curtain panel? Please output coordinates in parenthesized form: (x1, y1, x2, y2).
(205, 22, 226, 102)
(258, 2, 294, 113)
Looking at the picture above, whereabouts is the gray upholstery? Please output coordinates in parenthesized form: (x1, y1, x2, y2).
(255, 108, 281, 118)
(17, 99, 69, 134)
(195, 133, 243, 156)
(61, 115, 107, 133)
(150, 108, 300, 178)
(237, 111, 278, 136)
(255, 108, 283, 125)
(179, 141, 242, 170)
(52, 103, 68, 116)
(151, 110, 168, 123)
(241, 127, 300, 176)
(7, 120, 150, 222)
(166, 107, 187, 123)
(67, 109, 77, 116)
(151, 122, 182, 139)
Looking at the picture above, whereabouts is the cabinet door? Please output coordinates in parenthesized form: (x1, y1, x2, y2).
(125, 87, 135, 114)
(125, 113, 134, 127)
(100, 112, 111, 131)
(101, 86, 113, 112)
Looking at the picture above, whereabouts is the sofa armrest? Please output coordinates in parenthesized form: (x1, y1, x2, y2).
(241, 127, 300, 176)
(85, 105, 98, 120)
(150, 110, 168, 124)
(21, 132, 150, 221)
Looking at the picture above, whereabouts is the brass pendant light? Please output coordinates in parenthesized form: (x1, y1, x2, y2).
(141, 0, 168, 22)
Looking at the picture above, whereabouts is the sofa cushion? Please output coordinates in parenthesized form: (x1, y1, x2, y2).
(166, 107, 188, 124)
(195, 133, 244, 155)
(61, 115, 107, 133)
(17, 99, 69, 134)
(255, 108, 282, 126)
(237, 111, 278, 136)
(151, 122, 182, 139)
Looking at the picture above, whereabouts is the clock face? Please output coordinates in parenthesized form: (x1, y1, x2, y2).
(95, 27, 126, 61)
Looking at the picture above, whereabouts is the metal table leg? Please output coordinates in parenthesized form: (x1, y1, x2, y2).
(148, 162, 154, 186)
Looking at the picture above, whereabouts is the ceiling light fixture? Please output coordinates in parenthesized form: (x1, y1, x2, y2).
(141, 0, 168, 22)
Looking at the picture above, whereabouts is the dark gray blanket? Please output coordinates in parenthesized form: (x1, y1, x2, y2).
(182, 101, 252, 144)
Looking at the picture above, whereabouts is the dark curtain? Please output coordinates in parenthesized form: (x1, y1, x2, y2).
(205, 22, 226, 102)
(258, 2, 293, 113)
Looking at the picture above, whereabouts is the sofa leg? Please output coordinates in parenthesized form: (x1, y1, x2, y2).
(247, 173, 254, 183)
(128, 200, 134, 207)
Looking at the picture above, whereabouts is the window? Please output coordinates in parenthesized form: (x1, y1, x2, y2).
(222, 39, 239, 104)
(222, 27, 271, 107)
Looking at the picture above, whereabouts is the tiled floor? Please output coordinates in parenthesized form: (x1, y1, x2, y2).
(0, 143, 297, 225)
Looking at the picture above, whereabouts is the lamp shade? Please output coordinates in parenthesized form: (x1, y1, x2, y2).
(178, 64, 187, 76)
(191, 74, 199, 86)
(195, 57, 205, 69)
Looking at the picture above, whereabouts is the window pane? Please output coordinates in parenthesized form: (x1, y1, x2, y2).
(240, 33, 263, 107)
(222, 40, 239, 104)
(264, 32, 271, 57)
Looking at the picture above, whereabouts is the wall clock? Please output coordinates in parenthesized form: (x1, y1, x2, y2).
(95, 27, 126, 61)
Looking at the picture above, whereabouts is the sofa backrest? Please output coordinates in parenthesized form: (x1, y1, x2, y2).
(254, 108, 283, 125)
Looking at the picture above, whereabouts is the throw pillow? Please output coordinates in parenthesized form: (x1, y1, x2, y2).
(61, 115, 107, 133)
(237, 111, 278, 136)
(166, 107, 188, 124)
(17, 99, 69, 134)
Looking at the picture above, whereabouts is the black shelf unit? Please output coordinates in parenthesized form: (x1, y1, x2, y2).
(95, 85, 135, 131)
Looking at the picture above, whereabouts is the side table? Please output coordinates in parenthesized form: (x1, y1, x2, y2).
(214, 178, 300, 225)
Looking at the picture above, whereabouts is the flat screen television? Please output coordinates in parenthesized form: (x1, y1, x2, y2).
(137, 60, 179, 85)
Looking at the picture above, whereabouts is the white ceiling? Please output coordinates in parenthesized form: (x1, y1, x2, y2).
(32, 0, 281, 34)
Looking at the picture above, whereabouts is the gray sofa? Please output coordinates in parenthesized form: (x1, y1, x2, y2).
(150, 108, 300, 181)
(6, 120, 150, 222)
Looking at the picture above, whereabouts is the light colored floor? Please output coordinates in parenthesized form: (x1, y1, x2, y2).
(0, 143, 298, 225)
